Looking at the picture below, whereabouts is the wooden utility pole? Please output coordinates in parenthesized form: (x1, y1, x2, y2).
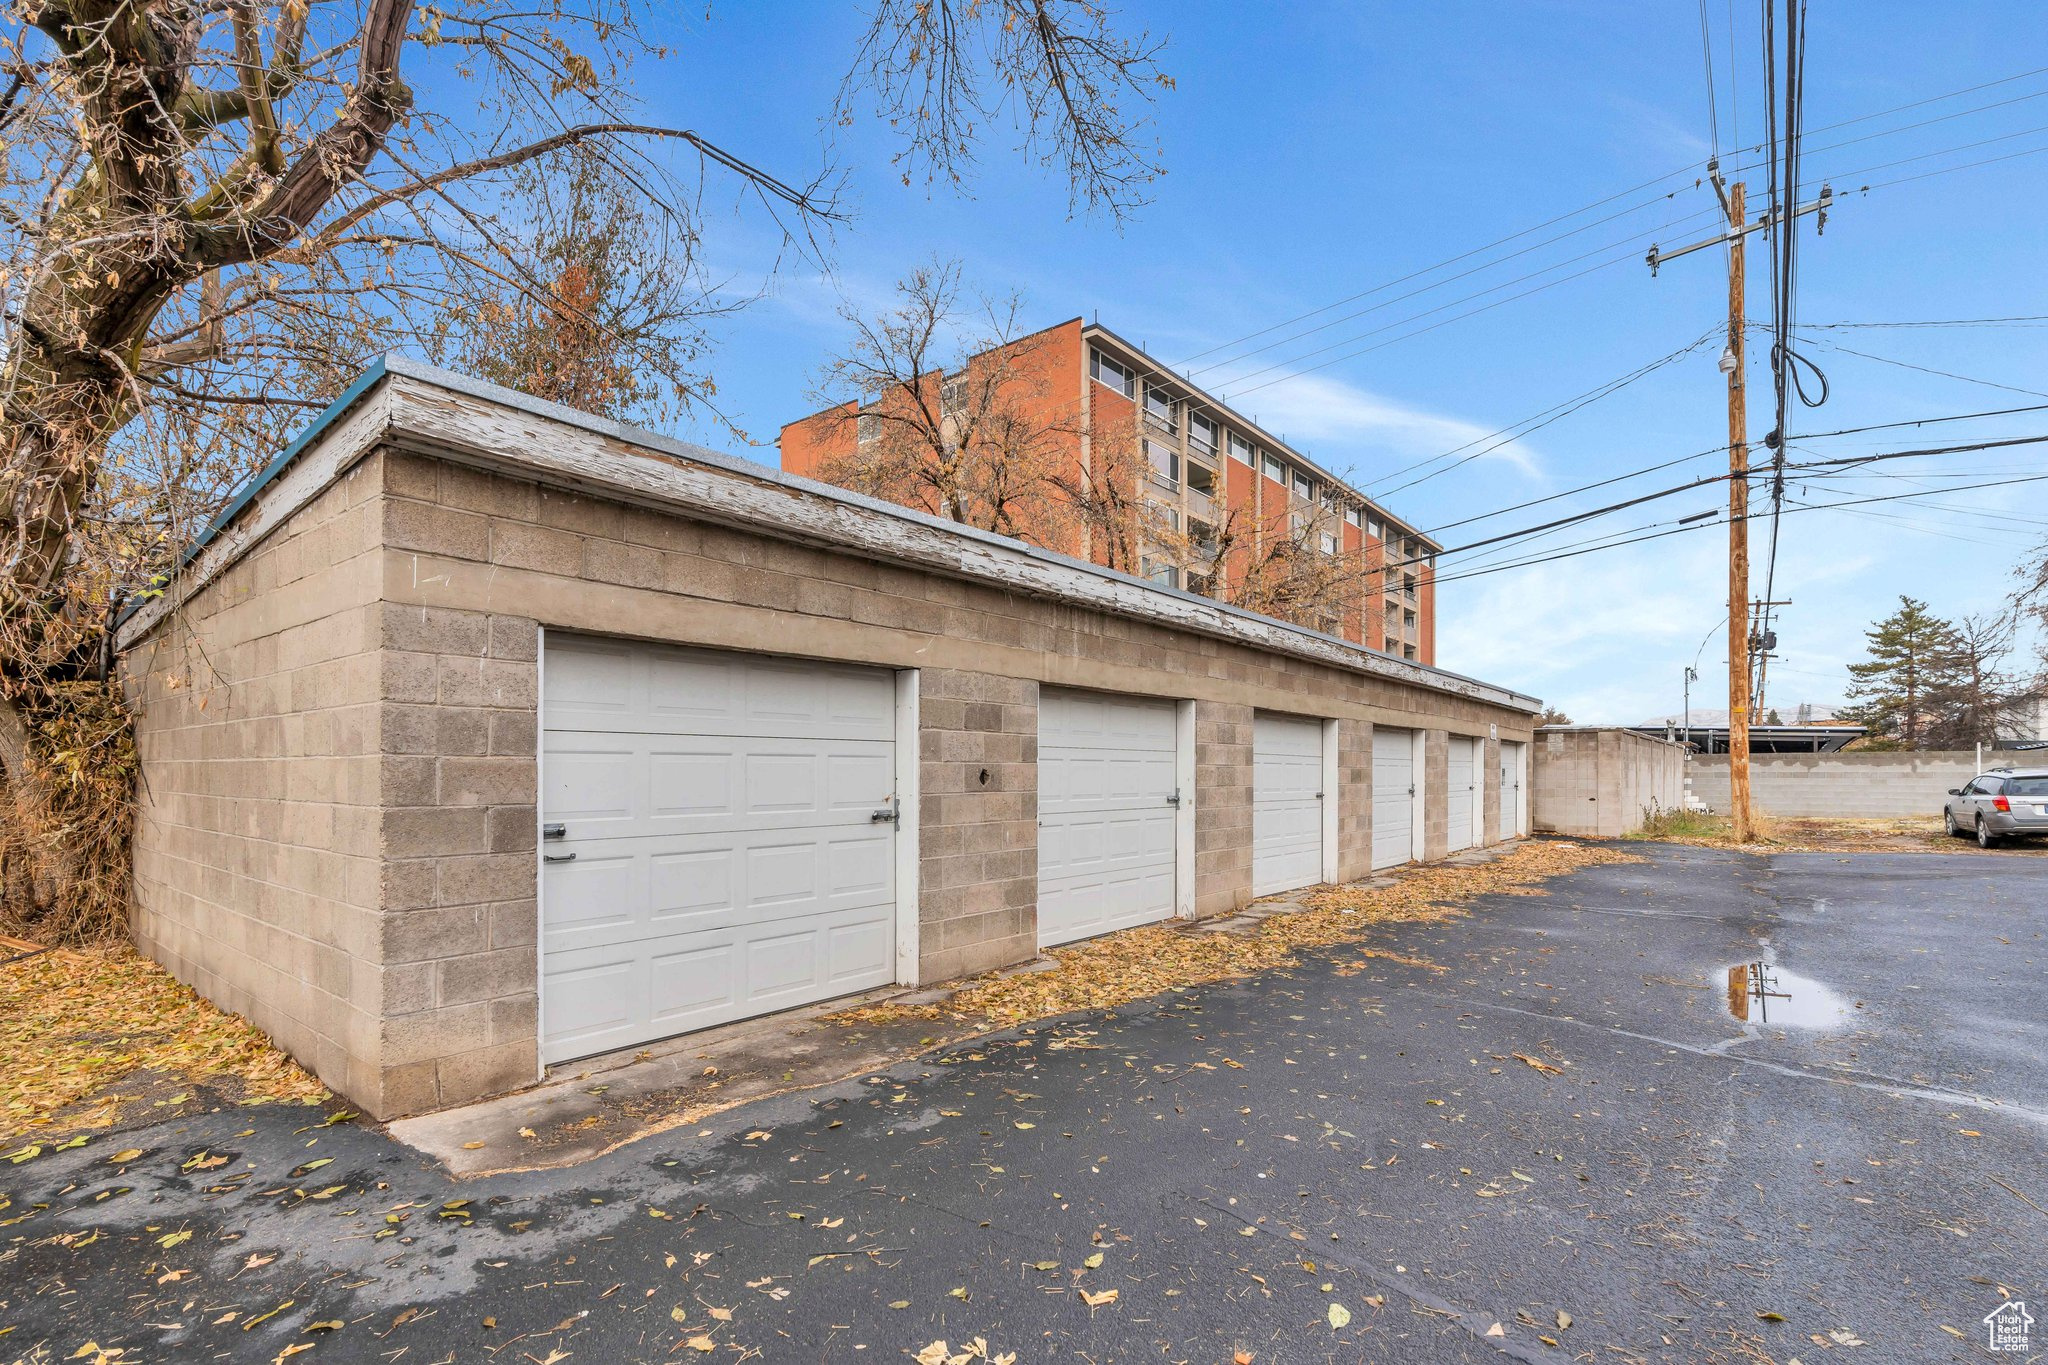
(1723, 180, 1755, 842)
(1646, 169, 1832, 841)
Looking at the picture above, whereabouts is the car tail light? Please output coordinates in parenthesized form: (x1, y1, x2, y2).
(1994, 794, 2012, 813)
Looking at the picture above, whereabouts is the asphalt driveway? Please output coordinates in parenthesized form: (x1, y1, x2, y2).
(4, 842, 2043, 1363)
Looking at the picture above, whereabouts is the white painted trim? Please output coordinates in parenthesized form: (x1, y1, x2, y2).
(1319, 718, 1341, 883)
(1174, 699, 1197, 919)
(1409, 729, 1428, 864)
(893, 668, 922, 985)
(1518, 741, 1532, 837)
(533, 625, 548, 1084)
(1470, 738, 1487, 848)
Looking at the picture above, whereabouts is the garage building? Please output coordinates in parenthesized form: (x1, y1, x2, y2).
(118, 358, 1539, 1119)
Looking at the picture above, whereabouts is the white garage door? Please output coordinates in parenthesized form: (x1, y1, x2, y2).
(1253, 713, 1324, 896)
(539, 637, 898, 1063)
(1500, 741, 1524, 837)
(1446, 736, 1476, 852)
(1372, 728, 1416, 870)
(1038, 690, 1178, 947)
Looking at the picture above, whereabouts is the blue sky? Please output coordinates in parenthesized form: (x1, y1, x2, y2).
(629, 2, 2048, 723)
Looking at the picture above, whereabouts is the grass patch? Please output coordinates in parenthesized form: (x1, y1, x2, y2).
(831, 839, 1641, 1032)
(1627, 808, 1735, 842)
(0, 944, 326, 1144)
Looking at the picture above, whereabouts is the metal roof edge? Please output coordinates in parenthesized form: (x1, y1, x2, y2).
(125, 354, 1542, 713)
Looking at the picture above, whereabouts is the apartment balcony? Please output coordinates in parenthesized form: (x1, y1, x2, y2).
(1186, 486, 1216, 523)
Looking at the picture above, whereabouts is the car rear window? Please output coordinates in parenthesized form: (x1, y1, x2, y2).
(2006, 776, 2048, 796)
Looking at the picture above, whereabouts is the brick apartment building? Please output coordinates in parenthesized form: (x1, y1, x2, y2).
(781, 318, 1440, 664)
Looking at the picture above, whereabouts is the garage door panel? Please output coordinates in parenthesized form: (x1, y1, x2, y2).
(1447, 738, 1475, 852)
(547, 636, 894, 741)
(1372, 729, 1415, 870)
(542, 638, 898, 1064)
(551, 733, 892, 839)
(1253, 714, 1324, 896)
(1037, 689, 1178, 947)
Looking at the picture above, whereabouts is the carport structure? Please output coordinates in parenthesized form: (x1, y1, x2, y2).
(117, 358, 1538, 1118)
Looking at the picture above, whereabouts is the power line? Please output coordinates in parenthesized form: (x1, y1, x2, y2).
(1423, 469, 2048, 589)
(1698, 0, 1722, 156)
(1171, 63, 2048, 380)
(1385, 431, 2048, 577)
(1207, 204, 1720, 393)
(1801, 314, 2048, 329)
(1366, 330, 1721, 498)
(1793, 333, 2048, 399)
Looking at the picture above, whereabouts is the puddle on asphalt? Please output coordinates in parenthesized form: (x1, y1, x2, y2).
(1722, 957, 1851, 1029)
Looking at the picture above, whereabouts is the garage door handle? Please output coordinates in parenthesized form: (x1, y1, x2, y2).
(871, 804, 900, 824)
(543, 852, 577, 863)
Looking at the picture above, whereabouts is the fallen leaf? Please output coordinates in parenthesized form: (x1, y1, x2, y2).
(686, 1337, 715, 1353)
(1083, 1252, 1103, 1269)
(461, 1141, 485, 1150)
(157, 1230, 191, 1249)
(1327, 1303, 1352, 1329)
(111, 1149, 144, 1164)
(1485, 1323, 1506, 1337)
(1556, 1309, 1572, 1330)
(517, 1127, 538, 1139)
(1081, 1289, 1119, 1307)
(1513, 1053, 1564, 1075)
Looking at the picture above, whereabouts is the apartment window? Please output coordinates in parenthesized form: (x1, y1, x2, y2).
(1144, 385, 1178, 432)
(1293, 470, 1315, 500)
(1144, 560, 1180, 589)
(1366, 518, 1382, 539)
(1403, 643, 1418, 661)
(1091, 349, 1135, 398)
(1187, 571, 1215, 598)
(1146, 439, 1180, 488)
(940, 375, 966, 414)
(1186, 459, 1217, 496)
(1261, 453, 1286, 483)
(1228, 433, 1256, 465)
(1319, 531, 1340, 556)
(1404, 609, 1418, 628)
(1190, 519, 1219, 554)
(1189, 413, 1218, 457)
(1146, 500, 1182, 531)
(1343, 505, 1361, 527)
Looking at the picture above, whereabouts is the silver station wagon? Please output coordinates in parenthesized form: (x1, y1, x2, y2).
(1944, 766, 2048, 847)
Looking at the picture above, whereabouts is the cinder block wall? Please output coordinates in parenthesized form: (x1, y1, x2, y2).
(1482, 737, 1504, 845)
(1531, 728, 1686, 837)
(917, 670, 1039, 981)
(126, 457, 389, 1105)
(1422, 730, 1450, 860)
(1690, 750, 1983, 818)
(128, 430, 1539, 1119)
(1193, 701, 1254, 916)
(1335, 719, 1374, 881)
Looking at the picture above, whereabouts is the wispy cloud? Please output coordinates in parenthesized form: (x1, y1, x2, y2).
(1218, 371, 1545, 487)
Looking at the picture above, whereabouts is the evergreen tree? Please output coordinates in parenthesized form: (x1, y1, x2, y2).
(1840, 597, 1962, 749)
